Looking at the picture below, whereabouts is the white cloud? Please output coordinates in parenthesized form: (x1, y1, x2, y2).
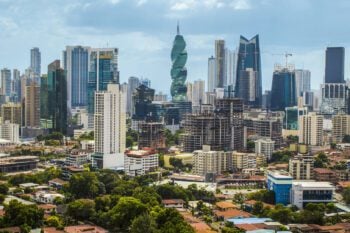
(136, 0, 148, 6)
(230, 0, 251, 10)
(203, 0, 225, 8)
(170, 0, 197, 11)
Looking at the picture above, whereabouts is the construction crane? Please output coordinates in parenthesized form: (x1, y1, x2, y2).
(264, 51, 293, 68)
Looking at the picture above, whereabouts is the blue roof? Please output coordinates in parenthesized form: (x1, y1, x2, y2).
(247, 230, 274, 233)
(227, 217, 272, 224)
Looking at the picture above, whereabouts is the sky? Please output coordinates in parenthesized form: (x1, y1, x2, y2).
(0, 0, 350, 95)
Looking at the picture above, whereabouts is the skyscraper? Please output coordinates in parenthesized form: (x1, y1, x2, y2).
(270, 66, 297, 111)
(295, 69, 311, 97)
(140, 78, 151, 88)
(94, 83, 126, 169)
(127, 76, 140, 115)
(215, 40, 225, 88)
(63, 46, 90, 109)
(44, 60, 67, 134)
(192, 80, 205, 106)
(237, 68, 258, 106)
(299, 113, 323, 146)
(12, 69, 20, 101)
(30, 47, 41, 78)
(87, 48, 119, 115)
(0, 68, 11, 97)
(170, 23, 187, 102)
(235, 35, 262, 106)
(25, 81, 40, 128)
(325, 47, 345, 83)
(207, 56, 216, 92)
(225, 49, 237, 88)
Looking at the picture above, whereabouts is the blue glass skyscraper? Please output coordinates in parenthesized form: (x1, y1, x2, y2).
(270, 68, 296, 111)
(63, 46, 90, 109)
(325, 47, 345, 84)
(87, 48, 119, 114)
(235, 35, 262, 107)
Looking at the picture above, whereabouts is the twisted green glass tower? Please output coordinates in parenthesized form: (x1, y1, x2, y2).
(171, 24, 187, 102)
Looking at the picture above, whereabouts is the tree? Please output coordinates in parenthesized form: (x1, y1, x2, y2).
(130, 213, 157, 233)
(233, 193, 246, 205)
(126, 136, 134, 148)
(246, 140, 255, 152)
(247, 190, 275, 204)
(342, 187, 350, 205)
(67, 199, 96, 221)
(105, 197, 147, 232)
(3, 200, 44, 228)
(314, 153, 329, 168)
(69, 172, 101, 198)
(252, 201, 264, 216)
(0, 184, 8, 195)
(155, 208, 194, 233)
(343, 135, 350, 143)
(46, 216, 63, 228)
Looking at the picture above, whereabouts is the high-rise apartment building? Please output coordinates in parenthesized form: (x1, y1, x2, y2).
(207, 56, 216, 92)
(192, 80, 205, 107)
(30, 47, 41, 78)
(193, 145, 232, 176)
(295, 69, 311, 97)
(325, 47, 345, 84)
(25, 82, 40, 128)
(94, 83, 126, 169)
(0, 121, 19, 143)
(215, 40, 225, 88)
(1, 103, 21, 125)
(235, 35, 262, 107)
(332, 114, 350, 143)
(1, 68, 11, 97)
(298, 113, 323, 146)
(289, 154, 314, 180)
(186, 82, 193, 102)
(271, 66, 296, 111)
(63, 46, 90, 109)
(255, 138, 275, 160)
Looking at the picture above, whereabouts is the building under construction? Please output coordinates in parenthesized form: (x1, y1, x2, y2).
(138, 122, 166, 150)
(181, 98, 244, 152)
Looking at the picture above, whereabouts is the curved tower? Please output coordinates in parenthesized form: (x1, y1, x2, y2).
(170, 23, 187, 102)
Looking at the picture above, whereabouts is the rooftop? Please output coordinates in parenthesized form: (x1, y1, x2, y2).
(292, 181, 334, 188)
(313, 168, 336, 174)
(215, 201, 236, 210)
(268, 171, 292, 179)
(214, 209, 252, 219)
(125, 148, 157, 158)
(227, 217, 272, 225)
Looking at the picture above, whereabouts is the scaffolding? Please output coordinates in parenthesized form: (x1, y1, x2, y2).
(138, 122, 166, 150)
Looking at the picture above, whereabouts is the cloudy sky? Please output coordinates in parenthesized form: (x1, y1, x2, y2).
(0, 0, 349, 94)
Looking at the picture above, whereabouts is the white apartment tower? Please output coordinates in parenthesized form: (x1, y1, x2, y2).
(208, 56, 216, 92)
(94, 83, 126, 169)
(298, 113, 323, 146)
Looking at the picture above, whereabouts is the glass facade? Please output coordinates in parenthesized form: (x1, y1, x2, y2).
(325, 47, 344, 84)
(271, 68, 296, 111)
(42, 60, 67, 134)
(88, 49, 119, 114)
(171, 25, 188, 102)
(235, 35, 262, 107)
(132, 84, 158, 121)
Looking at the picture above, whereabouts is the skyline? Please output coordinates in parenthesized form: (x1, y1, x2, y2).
(1, 0, 350, 94)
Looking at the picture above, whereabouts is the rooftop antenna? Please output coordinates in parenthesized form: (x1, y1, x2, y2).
(177, 21, 180, 35)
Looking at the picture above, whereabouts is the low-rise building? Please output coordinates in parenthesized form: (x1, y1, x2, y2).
(0, 155, 39, 173)
(65, 150, 89, 167)
(291, 181, 335, 209)
(124, 148, 158, 176)
(33, 191, 65, 204)
(162, 199, 185, 209)
(314, 168, 338, 183)
(232, 152, 264, 170)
